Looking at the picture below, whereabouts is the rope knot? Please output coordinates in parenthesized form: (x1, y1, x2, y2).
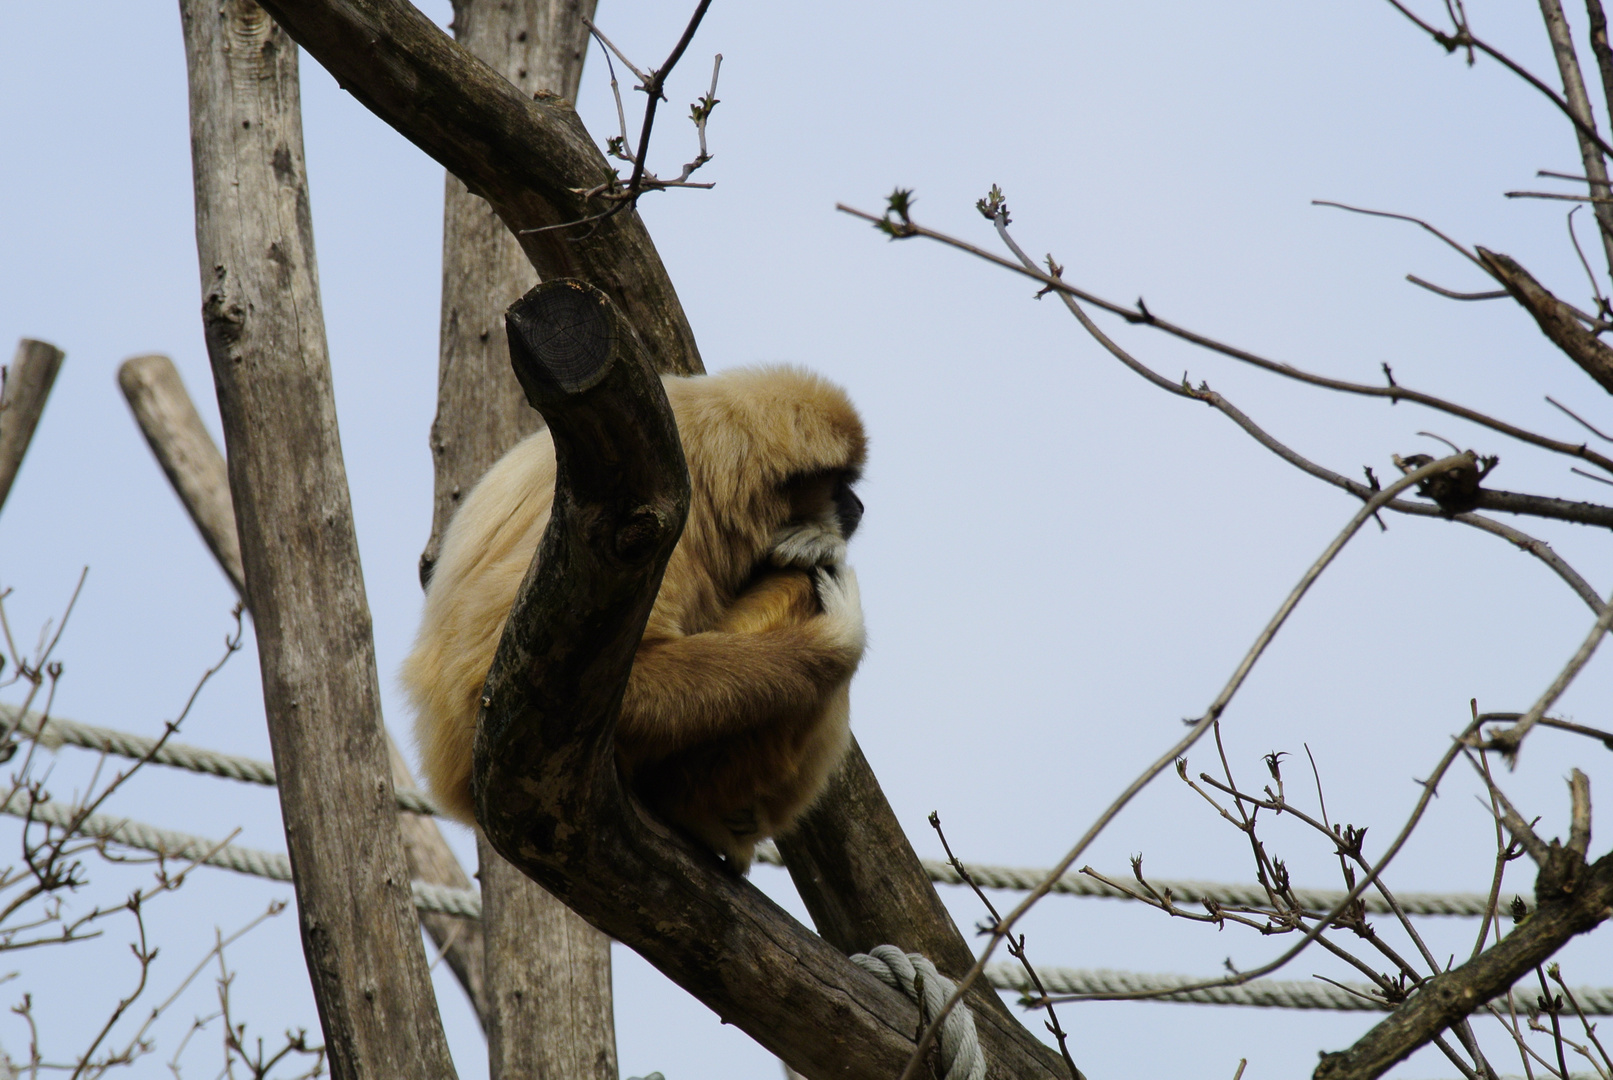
(850, 945, 984, 1080)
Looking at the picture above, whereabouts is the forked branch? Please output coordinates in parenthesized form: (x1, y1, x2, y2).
(473, 279, 1065, 1080)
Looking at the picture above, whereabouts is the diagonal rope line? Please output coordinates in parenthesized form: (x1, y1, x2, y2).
(3, 704, 1552, 919)
(0, 793, 478, 918)
(982, 965, 1613, 1014)
(3, 703, 1535, 917)
(750, 844, 1522, 919)
(0, 703, 440, 815)
(5, 788, 1609, 1014)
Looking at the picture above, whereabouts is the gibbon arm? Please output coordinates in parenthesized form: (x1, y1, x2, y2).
(617, 566, 863, 762)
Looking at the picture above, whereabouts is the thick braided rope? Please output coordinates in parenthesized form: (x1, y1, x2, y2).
(0, 794, 479, 918)
(0, 704, 441, 816)
(984, 964, 1613, 1015)
(4, 790, 1610, 1016)
(851, 945, 984, 1080)
(753, 843, 1513, 918)
(2, 704, 1529, 918)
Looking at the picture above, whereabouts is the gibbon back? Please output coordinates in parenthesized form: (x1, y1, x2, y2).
(404, 365, 868, 870)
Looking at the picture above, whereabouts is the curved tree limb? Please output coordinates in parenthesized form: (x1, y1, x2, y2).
(839, 204, 1613, 483)
(475, 279, 1066, 1080)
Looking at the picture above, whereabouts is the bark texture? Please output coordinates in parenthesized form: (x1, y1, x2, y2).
(427, 2, 617, 1076)
(423, 0, 597, 583)
(0, 339, 64, 514)
(474, 280, 1067, 1080)
(212, 3, 1054, 1071)
(179, 2, 456, 1075)
(117, 355, 246, 596)
(777, 741, 1021, 1029)
(1479, 247, 1613, 394)
(478, 835, 616, 1080)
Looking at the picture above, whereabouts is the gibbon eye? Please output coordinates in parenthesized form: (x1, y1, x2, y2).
(833, 478, 863, 539)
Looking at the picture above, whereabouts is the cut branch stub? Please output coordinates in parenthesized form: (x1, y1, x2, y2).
(1478, 247, 1613, 394)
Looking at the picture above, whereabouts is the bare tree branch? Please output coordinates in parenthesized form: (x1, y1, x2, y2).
(1480, 247, 1613, 394)
(1314, 836, 1613, 1080)
(1533, 0, 1613, 278)
(898, 455, 1478, 1080)
(840, 202, 1613, 481)
(1381, 0, 1613, 162)
(117, 356, 245, 597)
(1481, 594, 1613, 758)
(251, 0, 703, 377)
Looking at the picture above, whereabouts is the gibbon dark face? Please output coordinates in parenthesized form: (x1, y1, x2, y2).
(833, 475, 864, 539)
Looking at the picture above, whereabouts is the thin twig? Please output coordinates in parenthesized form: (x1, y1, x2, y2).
(1566, 207, 1610, 317)
(1481, 592, 1613, 757)
(1407, 275, 1509, 301)
(929, 813, 1083, 1080)
(840, 201, 1613, 478)
(1547, 396, 1613, 441)
(1509, 189, 1613, 203)
(1380, 0, 1613, 161)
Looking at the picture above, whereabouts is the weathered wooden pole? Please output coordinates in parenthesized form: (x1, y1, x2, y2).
(0, 339, 65, 514)
(179, 2, 456, 1074)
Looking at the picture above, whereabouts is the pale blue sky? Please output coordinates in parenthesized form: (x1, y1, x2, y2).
(3, 3, 1611, 1078)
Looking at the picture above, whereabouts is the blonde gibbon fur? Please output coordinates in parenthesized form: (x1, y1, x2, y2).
(403, 365, 868, 871)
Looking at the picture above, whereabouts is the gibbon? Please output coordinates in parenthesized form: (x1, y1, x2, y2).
(403, 365, 868, 870)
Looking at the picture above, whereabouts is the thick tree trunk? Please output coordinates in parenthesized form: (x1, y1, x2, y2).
(178, 2, 456, 1076)
(427, 2, 617, 1077)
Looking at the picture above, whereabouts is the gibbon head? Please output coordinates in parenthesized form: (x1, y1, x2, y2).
(649, 366, 867, 637)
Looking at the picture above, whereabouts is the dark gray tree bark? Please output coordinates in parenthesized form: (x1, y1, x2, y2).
(473, 280, 1068, 1080)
